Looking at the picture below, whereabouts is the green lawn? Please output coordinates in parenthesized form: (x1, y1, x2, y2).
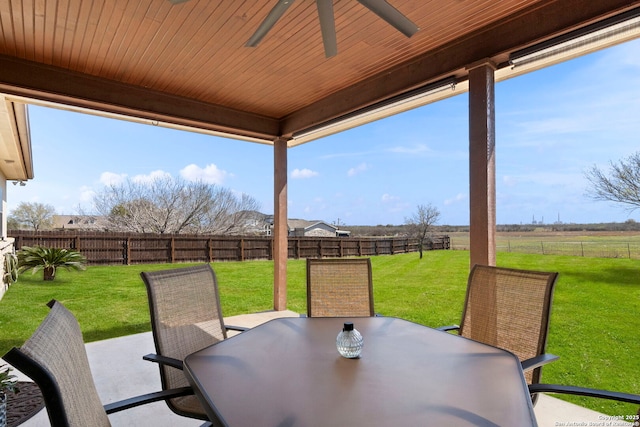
(1, 250, 638, 416)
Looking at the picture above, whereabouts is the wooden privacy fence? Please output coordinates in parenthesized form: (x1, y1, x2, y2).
(9, 231, 450, 265)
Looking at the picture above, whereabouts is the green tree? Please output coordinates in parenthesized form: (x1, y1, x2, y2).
(17, 246, 87, 281)
(9, 202, 56, 231)
(585, 151, 640, 212)
(405, 203, 441, 259)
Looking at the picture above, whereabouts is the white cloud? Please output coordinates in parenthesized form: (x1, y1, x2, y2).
(444, 193, 467, 206)
(99, 172, 127, 186)
(79, 185, 95, 202)
(291, 168, 318, 179)
(381, 193, 399, 203)
(180, 163, 230, 184)
(386, 202, 411, 213)
(502, 175, 518, 187)
(347, 163, 369, 177)
(388, 143, 432, 155)
(132, 170, 172, 184)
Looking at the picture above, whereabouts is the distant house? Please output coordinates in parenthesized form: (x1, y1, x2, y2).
(52, 215, 108, 231)
(264, 217, 351, 237)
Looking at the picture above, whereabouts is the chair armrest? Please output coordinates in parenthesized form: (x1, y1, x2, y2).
(528, 384, 640, 405)
(143, 353, 184, 370)
(104, 386, 193, 414)
(521, 353, 559, 371)
(436, 325, 460, 333)
(225, 325, 248, 332)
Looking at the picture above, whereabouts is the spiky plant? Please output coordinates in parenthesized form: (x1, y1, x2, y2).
(0, 364, 19, 395)
(17, 246, 87, 281)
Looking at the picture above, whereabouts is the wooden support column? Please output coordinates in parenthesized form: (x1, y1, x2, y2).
(468, 60, 497, 268)
(273, 137, 289, 310)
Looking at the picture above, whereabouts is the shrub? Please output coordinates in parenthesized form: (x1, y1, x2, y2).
(17, 246, 87, 281)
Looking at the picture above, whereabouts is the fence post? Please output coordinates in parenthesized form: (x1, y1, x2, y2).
(125, 237, 131, 265)
(541, 241, 544, 255)
(581, 242, 584, 257)
(240, 238, 245, 261)
(628, 243, 631, 259)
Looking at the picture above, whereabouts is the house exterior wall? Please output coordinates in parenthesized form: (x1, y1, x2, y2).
(304, 223, 336, 237)
(0, 239, 15, 300)
(0, 172, 15, 300)
(0, 172, 13, 299)
(0, 171, 6, 239)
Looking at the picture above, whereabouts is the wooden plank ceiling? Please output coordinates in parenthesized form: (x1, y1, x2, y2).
(0, 0, 639, 145)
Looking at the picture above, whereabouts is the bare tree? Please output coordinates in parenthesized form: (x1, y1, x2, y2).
(9, 202, 56, 231)
(93, 176, 261, 234)
(405, 203, 441, 259)
(585, 152, 640, 212)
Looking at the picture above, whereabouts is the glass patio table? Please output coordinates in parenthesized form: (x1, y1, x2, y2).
(183, 316, 537, 427)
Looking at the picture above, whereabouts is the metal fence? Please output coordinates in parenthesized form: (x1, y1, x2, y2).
(496, 240, 640, 259)
(451, 238, 640, 259)
(9, 231, 450, 265)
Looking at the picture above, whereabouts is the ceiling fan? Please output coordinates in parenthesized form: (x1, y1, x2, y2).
(168, 0, 419, 58)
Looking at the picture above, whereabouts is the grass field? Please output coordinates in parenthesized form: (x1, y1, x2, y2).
(0, 250, 638, 416)
(450, 230, 640, 259)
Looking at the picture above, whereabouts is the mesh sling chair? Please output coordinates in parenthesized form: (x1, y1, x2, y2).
(2, 300, 193, 427)
(141, 264, 247, 421)
(439, 264, 560, 402)
(306, 258, 375, 317)
(529, 383, 640, 420)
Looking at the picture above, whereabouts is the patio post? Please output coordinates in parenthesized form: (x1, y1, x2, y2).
(273, 137, 288, 310)
(468, 60, 497, 267)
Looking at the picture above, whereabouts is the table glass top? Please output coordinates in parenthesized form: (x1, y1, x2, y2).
(185, 316, 537, 427)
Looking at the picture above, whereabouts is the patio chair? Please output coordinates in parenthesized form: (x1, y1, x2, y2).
(438, 264, 559, 401)
(306, 258, 375, 317)
(141, 264, 247, 421)
(530, 383, 640, 419)
(2, 300, 194, 427)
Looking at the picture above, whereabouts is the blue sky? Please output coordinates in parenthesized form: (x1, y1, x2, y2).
(7, 39, 640, 226)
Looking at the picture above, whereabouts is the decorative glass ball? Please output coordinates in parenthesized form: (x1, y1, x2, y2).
(336, 322, 363, 358)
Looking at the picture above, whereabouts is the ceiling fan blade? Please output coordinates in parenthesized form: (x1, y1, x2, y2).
(316, 0, 337, 58)
(246, 0, 295, 47)
(356, 0, 419, 37)
(168, 0, 191, 4)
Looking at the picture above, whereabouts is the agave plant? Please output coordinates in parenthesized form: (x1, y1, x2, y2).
(0, 364, 19, 395)
(17, 246, 87, 281)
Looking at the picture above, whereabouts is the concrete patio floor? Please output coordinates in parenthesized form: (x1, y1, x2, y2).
(4, 310, 627, 427)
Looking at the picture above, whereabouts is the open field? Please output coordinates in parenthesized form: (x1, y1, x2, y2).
(0, 251, 638, 416)
(449, 230, 640, 259)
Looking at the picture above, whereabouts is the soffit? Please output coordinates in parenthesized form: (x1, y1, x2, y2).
(0, 0, 639, 146)
(0, 96, 32, 181)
